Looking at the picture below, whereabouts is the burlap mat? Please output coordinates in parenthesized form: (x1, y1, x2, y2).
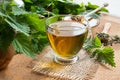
(32, 46, 99, 80)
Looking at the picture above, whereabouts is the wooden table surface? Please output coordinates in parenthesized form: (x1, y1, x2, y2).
(0, 14, 120, 80)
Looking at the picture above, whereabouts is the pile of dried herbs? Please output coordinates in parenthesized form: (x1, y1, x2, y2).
(97, 33, 120, 46)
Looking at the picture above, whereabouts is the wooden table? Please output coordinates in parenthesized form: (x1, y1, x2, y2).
(0, 14, 120, 80)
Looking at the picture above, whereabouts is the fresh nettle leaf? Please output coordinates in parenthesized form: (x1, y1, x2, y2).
(52, 8, 59, 14)
(31, 31, 49, 52)
(85, 36, 101, 51)
(2, 0, 11, 11)
(12, 33, 36, 58)
(94, 36, 102, 47)
(21, 14, 46, 31)
(12, 6, 28, 15)
(91, 47, 115, 67)
(5, 15, 30, 36)
(0, 1, 37, 58)
(85, 36, 116, 67)
(86, 2, 109, 13)
(13, 13, 49, 53)
(24, 0, 32, 3)
(0, 11, 7, 17)
(12, 10, 49, 53)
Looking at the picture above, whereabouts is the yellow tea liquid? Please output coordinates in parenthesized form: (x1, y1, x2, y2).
(47, 21, 88, 59)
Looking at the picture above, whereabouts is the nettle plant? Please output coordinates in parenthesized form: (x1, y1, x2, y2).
(0, 0, 48, 57)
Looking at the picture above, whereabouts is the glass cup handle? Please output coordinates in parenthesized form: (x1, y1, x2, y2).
(87, 28, 93, 40)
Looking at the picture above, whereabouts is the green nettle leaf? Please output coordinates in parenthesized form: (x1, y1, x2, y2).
(23, 14, 46, 31)
(5, 16, 30, 36)
(12, 6, 28, 15)
(92, 47, 115, 67)
(17, 13, 49, 52)
(2, 1, 10, 11)
(101, 8, 109, 12)
(87, 2, 98, 9)
(85, 36, 101, 51)
(31, 31, 49, 52)
(84, 39, 93, 51)
(12, 33, 36, 58)
(87, 2, 109, 13)
(85, 36, 115, 67)
(94, 36, 102, 47)
(0, 12, 7, 17)
(90, 49, 101, 58)
(52, 8, 59, 14)
(24, 0, 32, 3)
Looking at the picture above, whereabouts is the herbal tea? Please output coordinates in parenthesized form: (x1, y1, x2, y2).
(47, 21, 88, 59)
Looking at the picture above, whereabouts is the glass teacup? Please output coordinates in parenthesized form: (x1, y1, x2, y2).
(46, 15, 88, 65)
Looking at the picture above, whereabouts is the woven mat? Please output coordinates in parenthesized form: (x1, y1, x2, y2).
(32, 46, 99, 80)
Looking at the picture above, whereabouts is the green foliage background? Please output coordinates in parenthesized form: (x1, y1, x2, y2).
(0, 0, 108, 58)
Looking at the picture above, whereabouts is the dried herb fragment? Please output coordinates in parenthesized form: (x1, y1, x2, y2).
(71, 15, 84, 22)
(97, 33, 120, 46)
(112, 35, 120, 44)
(97, 33, 110, 46)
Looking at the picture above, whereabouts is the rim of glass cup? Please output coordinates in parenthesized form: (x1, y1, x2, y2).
(46, 15, 89, 31)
